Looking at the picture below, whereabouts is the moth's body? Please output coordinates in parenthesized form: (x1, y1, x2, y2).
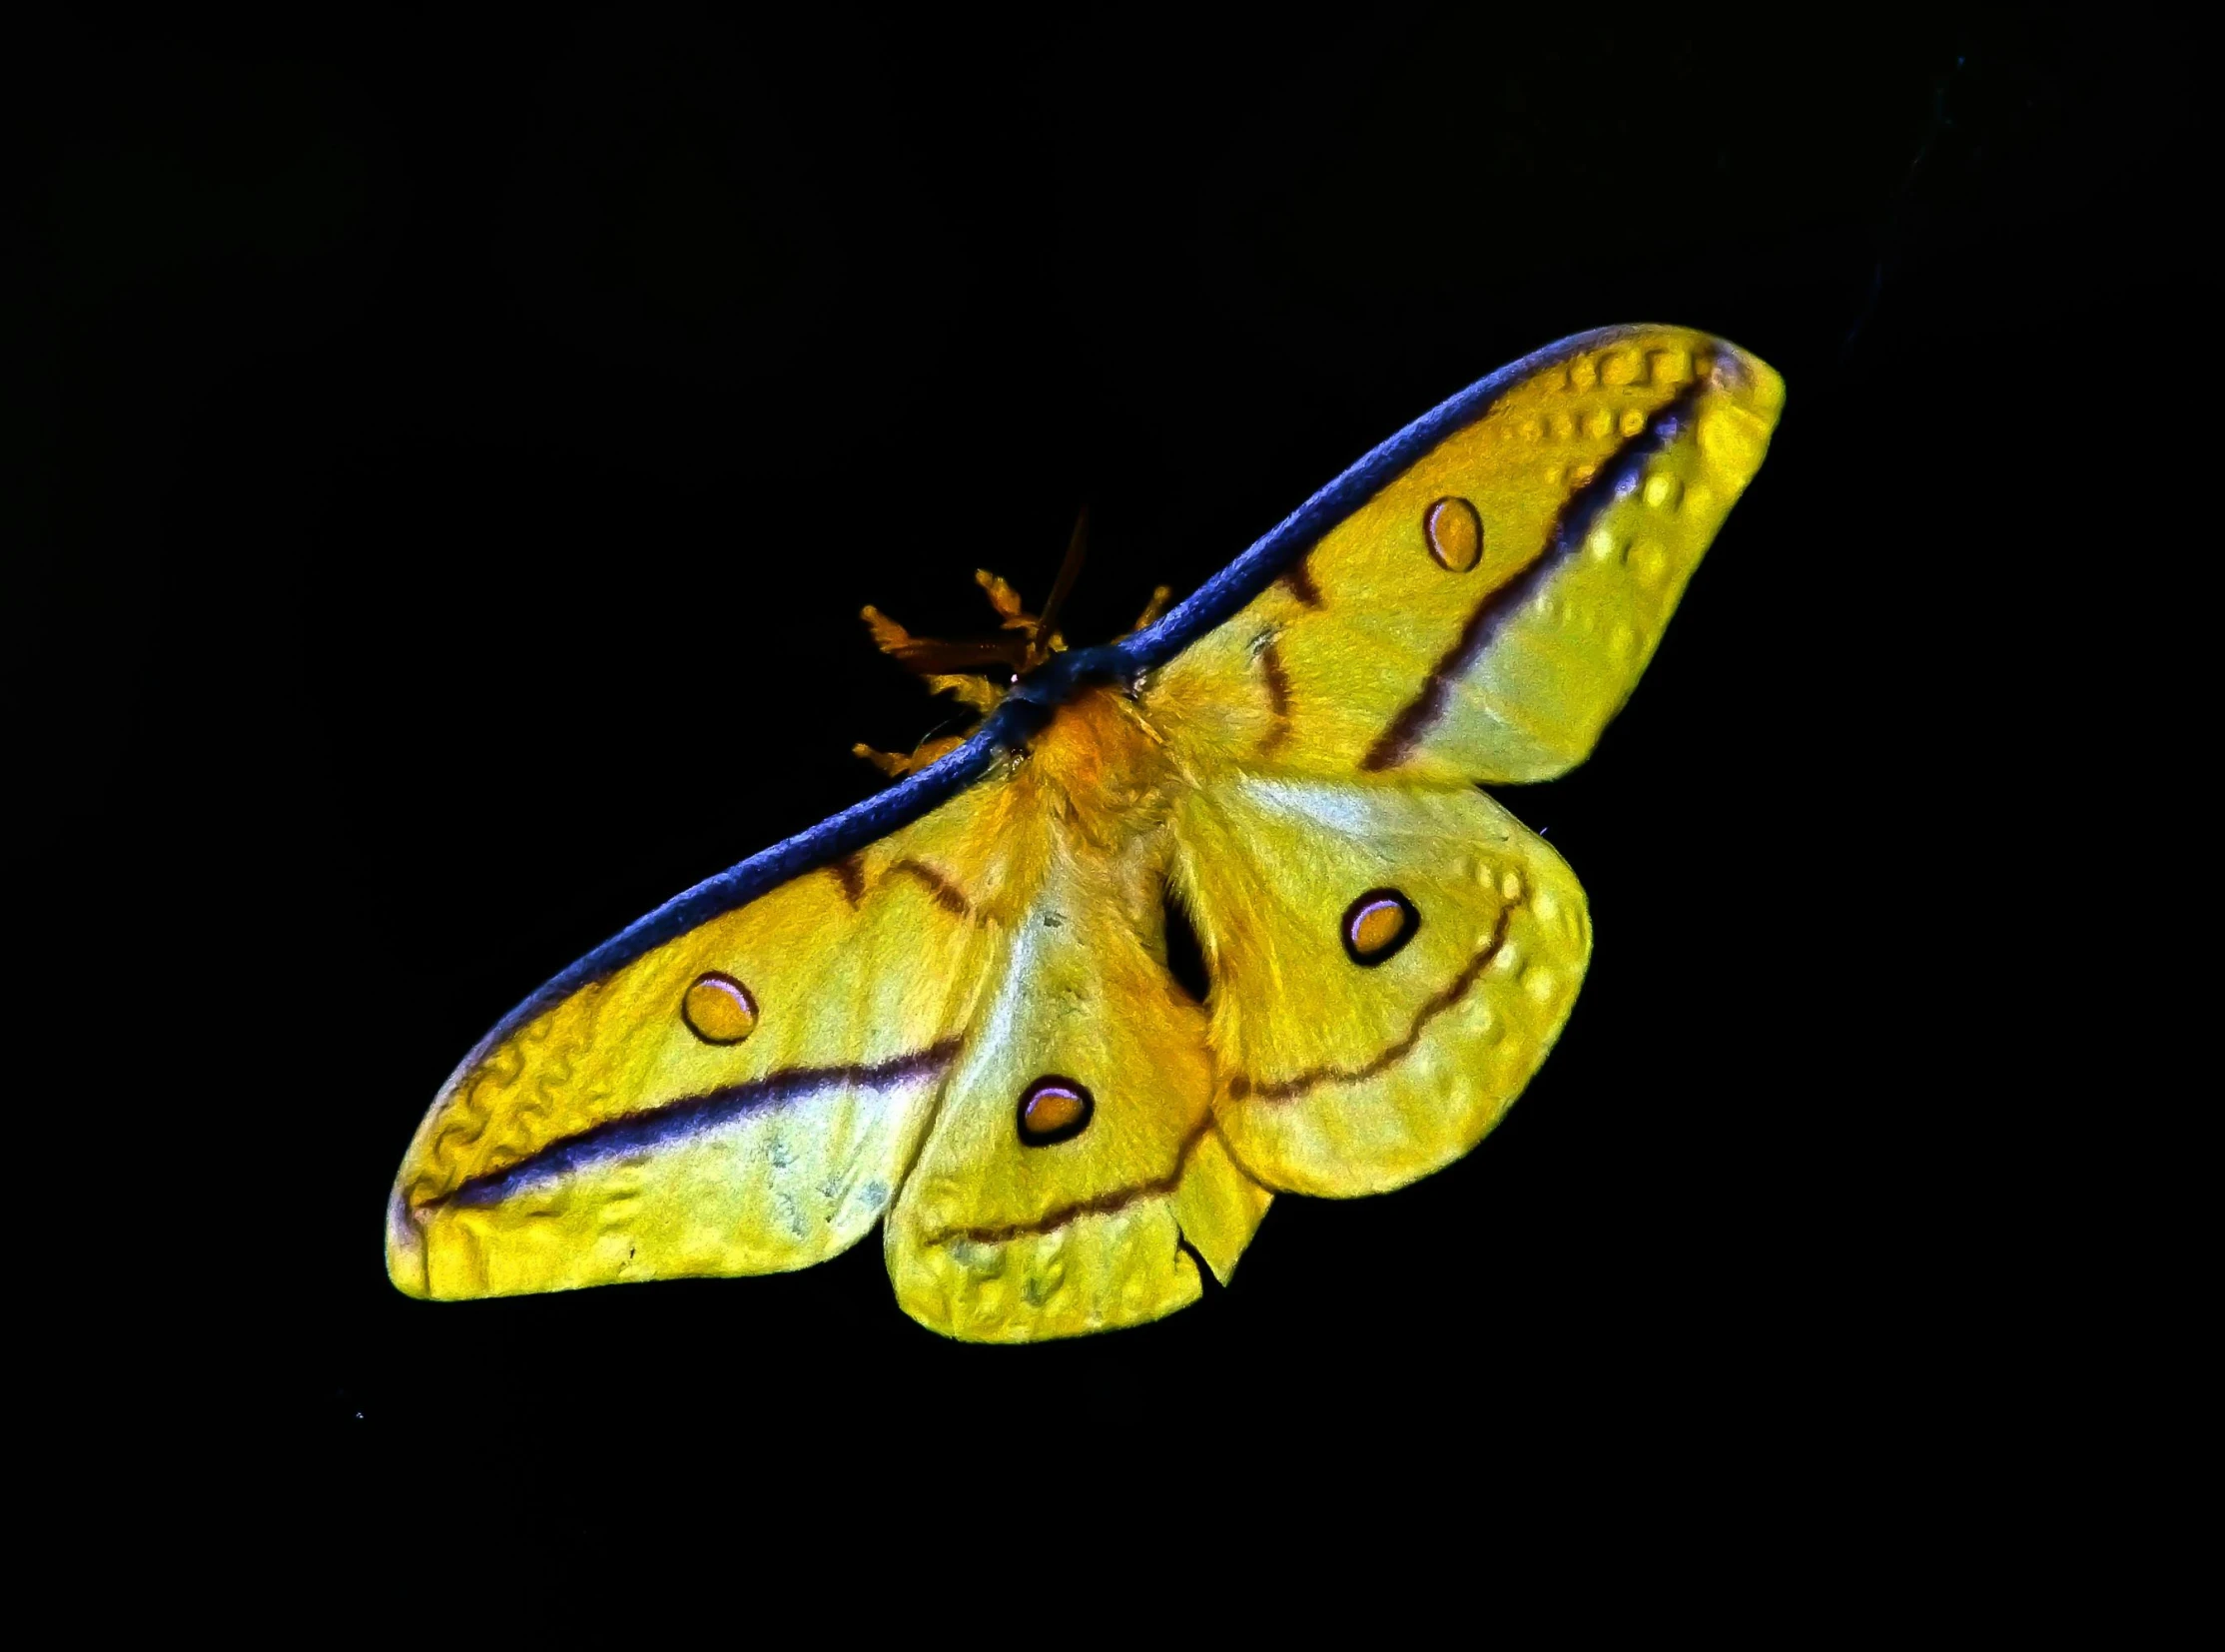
(389, 326, 1784, 1340)
(1021, 683, 1178, 842)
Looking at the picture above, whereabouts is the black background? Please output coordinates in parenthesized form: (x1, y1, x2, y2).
(21, 9, 2192, 1439)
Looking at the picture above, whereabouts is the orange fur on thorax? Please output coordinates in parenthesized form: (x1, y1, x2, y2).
(1016, 685, 1175, 846)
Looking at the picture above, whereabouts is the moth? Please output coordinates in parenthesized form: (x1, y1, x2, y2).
(387, 324, 1784, 1341)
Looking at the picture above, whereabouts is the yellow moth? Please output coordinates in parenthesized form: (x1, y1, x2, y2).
(387, 324, 1784, 1341)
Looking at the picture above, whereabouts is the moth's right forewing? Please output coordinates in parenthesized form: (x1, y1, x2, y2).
(1150, 327, 1784, 784)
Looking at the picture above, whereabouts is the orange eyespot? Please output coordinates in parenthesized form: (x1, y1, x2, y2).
(681, 972, 758, 1044)
(1423, 495, 1483, 572)
(1017, 1076, 1095, 1147)
(1341, 889, 1419, 967)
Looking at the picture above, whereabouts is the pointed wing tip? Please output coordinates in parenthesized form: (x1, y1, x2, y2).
(1710, 336, 1787, 420)
(385, 1193, 433, 1298)
(1694, 337, 1787, 483)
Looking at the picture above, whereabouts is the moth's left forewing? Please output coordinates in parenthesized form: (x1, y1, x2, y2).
(387, 779, 1014, 1300)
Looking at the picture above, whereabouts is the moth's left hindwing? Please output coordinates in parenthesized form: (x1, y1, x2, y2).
(883, 800, 1271, 1342)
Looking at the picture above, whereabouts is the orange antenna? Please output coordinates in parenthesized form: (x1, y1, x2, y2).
(1027, 506, 1089, 669)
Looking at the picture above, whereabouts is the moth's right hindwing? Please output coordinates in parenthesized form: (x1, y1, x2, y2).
(1171, 776, 1591, 1197)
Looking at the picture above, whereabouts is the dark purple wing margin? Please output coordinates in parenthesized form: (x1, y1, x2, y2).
(448, 325, 1638, 1064)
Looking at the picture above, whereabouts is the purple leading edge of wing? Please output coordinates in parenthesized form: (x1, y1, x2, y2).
(444, 325, 1648, 1067)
